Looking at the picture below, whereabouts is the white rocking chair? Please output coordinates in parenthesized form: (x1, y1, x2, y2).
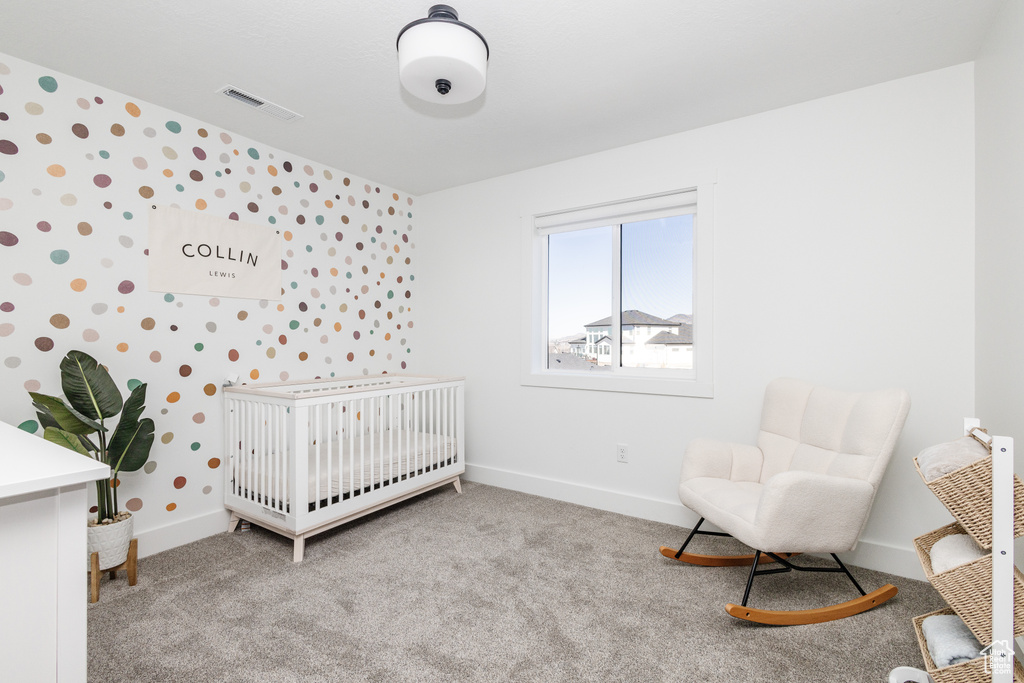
(661, 378, 911, 625)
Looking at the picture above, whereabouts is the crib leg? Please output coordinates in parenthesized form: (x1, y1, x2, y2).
(453, 477, 462, 494)
(293, 536, 305, 563)
(227, 512, 240, 533)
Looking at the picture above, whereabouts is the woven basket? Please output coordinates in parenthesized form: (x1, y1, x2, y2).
(914, 455, 1024, 549)
(913, 608, 1024, 683)
(914, 521, 1024, 644)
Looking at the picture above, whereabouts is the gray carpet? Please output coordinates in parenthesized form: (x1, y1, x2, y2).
(88, 482, 943, 682)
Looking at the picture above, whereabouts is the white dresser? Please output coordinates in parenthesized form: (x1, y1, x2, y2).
(0, 420, 109, 683)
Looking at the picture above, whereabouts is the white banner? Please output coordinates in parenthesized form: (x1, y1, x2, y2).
(148, 205, 282, 300)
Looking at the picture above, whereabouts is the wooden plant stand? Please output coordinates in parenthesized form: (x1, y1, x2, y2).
(90, 538, 138, 603)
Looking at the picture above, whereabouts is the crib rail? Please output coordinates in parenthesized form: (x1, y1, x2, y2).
(225, 374, 463, 402)
(224, 375, 465, 534)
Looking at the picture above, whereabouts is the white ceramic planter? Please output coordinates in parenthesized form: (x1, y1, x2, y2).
(87, 514, 133, 570)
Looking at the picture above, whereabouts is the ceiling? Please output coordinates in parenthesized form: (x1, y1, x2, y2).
(0, 1, 1005, 196)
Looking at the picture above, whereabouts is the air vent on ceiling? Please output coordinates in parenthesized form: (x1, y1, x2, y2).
(216, 85, 303, 122)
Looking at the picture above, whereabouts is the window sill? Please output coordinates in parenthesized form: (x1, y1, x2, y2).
(521, 371, 713, 398)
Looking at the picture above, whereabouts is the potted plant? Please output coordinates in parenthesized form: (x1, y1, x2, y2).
(29, 349, 155, 569)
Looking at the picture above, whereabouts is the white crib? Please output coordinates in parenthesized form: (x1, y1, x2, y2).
(223, 374, 465, 561)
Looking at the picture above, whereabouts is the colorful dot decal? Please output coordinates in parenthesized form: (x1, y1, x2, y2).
(0, 55, 416, 535)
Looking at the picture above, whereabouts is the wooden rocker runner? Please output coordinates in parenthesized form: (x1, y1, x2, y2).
(661, 378, 911, 626)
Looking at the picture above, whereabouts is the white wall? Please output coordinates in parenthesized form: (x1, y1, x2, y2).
(975, 0, 1024, 442)
(974, 0, 1024, 572)
(417, 64, 977, 579)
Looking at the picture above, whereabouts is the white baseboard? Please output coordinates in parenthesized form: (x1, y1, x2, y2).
(843, 537, 924, 582)
(463, 463, 923, 581)
(134, 508, 232, 559)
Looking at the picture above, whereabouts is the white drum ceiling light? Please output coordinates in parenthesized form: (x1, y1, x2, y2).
(397, 5, 489, 105)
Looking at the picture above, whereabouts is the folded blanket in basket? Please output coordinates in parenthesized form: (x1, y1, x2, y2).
(921, 614, 982, 668)
(929, 533, 987, 574)
(916, 436, 988, 482)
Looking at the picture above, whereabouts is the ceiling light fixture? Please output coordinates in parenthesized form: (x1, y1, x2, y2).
(397, 5, 489, 105)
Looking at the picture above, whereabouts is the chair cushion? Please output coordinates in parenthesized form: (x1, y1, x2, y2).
(757, 378, 910, 487)
(678, 477, 763, 547)
(679, 472, 875, 552)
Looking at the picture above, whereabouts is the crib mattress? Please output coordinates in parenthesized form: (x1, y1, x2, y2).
(307, 431, 457, 500)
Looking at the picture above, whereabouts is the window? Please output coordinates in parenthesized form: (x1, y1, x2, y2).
(522, 183, 714, 397)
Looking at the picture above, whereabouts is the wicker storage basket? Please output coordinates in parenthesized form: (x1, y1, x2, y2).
(914, 521, 1023, 644)
(914, 455, 1024, 549)
(913, 608, 1024, 683)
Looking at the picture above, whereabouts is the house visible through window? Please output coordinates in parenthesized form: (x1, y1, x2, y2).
(523, 183, 714, 397)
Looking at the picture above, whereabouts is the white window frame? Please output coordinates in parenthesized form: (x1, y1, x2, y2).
(521, 181, 714, 398)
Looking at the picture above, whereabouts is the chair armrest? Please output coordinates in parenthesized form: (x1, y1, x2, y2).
(754, 472, 875, 553)
(680, 438, 764, 483)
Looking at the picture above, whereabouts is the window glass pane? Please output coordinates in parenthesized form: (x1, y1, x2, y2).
(620, 215, 693, 369)
(547, 226, 613, 371)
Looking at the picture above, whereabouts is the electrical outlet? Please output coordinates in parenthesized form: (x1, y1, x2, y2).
(616, 444, 629, 463)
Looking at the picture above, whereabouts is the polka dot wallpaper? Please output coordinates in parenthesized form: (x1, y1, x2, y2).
(0, 53, 418, 535)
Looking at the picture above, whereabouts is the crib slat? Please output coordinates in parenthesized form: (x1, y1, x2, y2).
(314, 403, 321, 510)
(292, 406, 309, 514)
(359, 397, 365, 495)
(348, 400, 354, 498)
(227, 399, 235, 497)
(227, 399, 236, 498)
(280, 403, 286, 512)
(252, 401, 259, 504)
(413, 391, 417, 478)
(273, 404, 280, 511)
(242, 401, 250, 503)
(370, 395, 376, 491)
(254, 401, 259, 502)
(238, 401, 245, 501)
(270, 403, 276, 510)
(430, 388, 436, 472)
(327, 400, 333, 504)
(388, 394, 395, 486)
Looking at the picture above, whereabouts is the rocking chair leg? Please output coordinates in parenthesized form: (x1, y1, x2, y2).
(741, 550, 761, 606)
(831, 553, 867, 596)
(674, 517, 707, 558)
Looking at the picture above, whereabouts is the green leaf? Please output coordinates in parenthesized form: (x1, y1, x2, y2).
(64, 400, 108, 433)
(108, 384, 148, 466)
(119, 383, 147, 426)
(30, 392, 101, 434)
(34, 402, 60, 431)
(60, 350, 123, 421)
(110, 417, 154, 473)
(43, 426, 93, 458)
